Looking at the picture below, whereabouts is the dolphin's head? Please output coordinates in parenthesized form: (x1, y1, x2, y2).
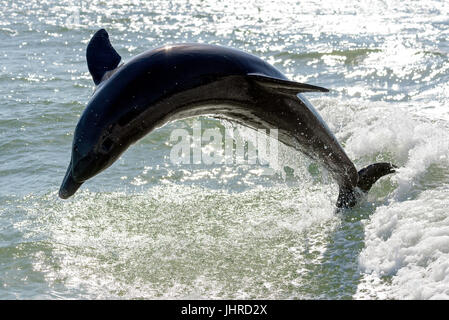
(59, 29, 126, 199)
(59, 99, 127, 199)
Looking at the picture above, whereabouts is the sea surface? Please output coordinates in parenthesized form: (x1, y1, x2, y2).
(1, 0, 449, 299)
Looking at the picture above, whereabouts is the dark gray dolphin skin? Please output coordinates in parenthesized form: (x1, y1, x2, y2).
(59, 29, 395, 207)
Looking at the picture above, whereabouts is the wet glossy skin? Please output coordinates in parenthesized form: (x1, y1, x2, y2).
(59, 43, 358, 199)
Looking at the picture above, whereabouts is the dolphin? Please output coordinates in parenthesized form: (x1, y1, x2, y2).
(59, 29, 395, 207)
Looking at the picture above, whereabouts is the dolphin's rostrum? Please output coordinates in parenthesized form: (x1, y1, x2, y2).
(59, 29, 395, 207)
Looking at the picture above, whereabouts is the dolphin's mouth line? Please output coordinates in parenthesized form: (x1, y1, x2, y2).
(59, 160, 83, 199)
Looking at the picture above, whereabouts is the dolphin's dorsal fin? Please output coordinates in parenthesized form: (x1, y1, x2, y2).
(86, 29, 121, 85)
(247, 73, 329, 94)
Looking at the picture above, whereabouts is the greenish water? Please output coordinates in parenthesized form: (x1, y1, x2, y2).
(1, 0, 449, 299)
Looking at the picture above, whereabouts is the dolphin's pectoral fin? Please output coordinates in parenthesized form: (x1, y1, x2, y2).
(336, 162, 397, 208)
(247, 73, 329, 94)
(86, 29, 122, 85)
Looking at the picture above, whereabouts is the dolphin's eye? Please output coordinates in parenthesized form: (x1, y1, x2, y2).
(101, 138, 114, 153)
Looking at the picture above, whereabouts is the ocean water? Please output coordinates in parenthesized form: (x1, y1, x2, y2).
(1, 0, 449, 299)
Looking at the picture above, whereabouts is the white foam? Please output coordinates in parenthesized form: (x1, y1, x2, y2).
(315, 97, 449, 299)
(358, 188, 449, 299)
(316, 97, 449, 196)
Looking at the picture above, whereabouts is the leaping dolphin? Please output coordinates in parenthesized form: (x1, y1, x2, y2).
(59, 29, 395, 207)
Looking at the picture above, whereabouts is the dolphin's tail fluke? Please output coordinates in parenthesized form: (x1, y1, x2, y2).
(336, 162, 396, 208)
